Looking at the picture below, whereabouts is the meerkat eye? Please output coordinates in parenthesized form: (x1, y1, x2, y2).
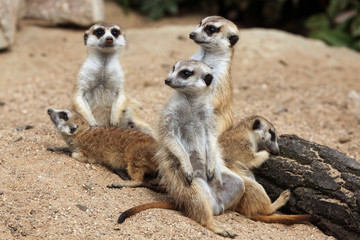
(269, 129, 276, 141)
(178, 70, 194, 79)
(111, 29, 120, 38)
(204, 25, 220, 35)
(59, 112, 69, 121)
(93, 28, 105, 38)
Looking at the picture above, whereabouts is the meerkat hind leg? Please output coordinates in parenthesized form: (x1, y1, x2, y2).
(269, 189, 291, 214)
(212, 167, 245, 215)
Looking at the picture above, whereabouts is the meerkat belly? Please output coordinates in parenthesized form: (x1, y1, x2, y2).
(179, 115, 207, 179)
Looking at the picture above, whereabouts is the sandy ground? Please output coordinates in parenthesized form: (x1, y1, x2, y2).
(1, 2, 359, 239)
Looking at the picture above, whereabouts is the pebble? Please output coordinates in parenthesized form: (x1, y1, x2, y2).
(273, 106, 288, 115)
(83, 182, 94, 191)
(16, 125, 34, 131)
(13, 136, 23, 142)
(76, 203, 88, 212)
(338, 137, 351, 144)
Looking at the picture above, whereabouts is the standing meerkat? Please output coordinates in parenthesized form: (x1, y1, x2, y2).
(72, 23, 153, 136)
(117, 116, 313, 225)
(189, 16, 239, 135)
(119, 59, 244, 238)
(47, 108, 158, 186)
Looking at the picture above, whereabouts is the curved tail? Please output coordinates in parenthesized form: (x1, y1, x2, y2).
(118, 202, 175, 223)
(251, 214, 316, 224)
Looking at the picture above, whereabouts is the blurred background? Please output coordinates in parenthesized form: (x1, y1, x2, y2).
(117, 0, 360, 51)
(1, 0, 360, 52)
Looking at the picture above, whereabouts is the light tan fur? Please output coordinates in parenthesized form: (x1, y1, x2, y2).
(47, 108, 157, 187)
(72, 23, 153, 136)
(190, 16, 239, 135)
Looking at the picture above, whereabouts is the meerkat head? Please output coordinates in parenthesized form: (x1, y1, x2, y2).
(189, 16, 239, 51)
(246, 116, 280, 155)
(164, 59, 213, 96)
(47, 108, 88, 136)
(83, 23, 125, 53)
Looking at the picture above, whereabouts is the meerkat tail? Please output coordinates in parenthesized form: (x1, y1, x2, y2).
(251, 214, 316, 224)
(118, 202, 175, 223)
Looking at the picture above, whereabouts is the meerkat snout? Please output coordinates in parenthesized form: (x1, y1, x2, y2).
(164, 78, 171, 85)
(189, 32, 196, 39)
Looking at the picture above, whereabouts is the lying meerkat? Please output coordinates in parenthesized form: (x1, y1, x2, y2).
(189, 16, 239, 135)
(72, 23, 153, 136)
(140, 59, 244, 238)
(47, 108, 158, 187)
(117, 116, 313, 225)
(222, 115, 311, 223)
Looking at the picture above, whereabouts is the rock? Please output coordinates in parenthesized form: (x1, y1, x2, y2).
(0, 0, 26, 50)
(25, 0, 105, 27)
(338, 137, 351, 144)
(347, 90, 360, 122)
(76, 203, 88, 212)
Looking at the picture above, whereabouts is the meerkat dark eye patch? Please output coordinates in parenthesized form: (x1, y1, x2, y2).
(203, 74, 213, 86)
(172, 65, 175, 72)
(93, 28, 105, 38)
(59, 112, 69, 121)
(204, 25, 220, 36)
(178, 69, 194, 79)
(252, 119, 261, 130)
(228, 34, 239, 46)
(111, 28, 120, 38)
(269, 129, 276, 141)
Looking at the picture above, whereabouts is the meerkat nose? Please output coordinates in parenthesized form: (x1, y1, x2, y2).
(106, 37, 113, 43)
(47, 109, 53, 115)
(164, 78, 171, 85)
(189, 32, 196, 39)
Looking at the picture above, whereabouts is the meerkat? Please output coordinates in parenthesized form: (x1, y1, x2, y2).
(72, 23, 153, 136)
(189, 16, 239, 135)
(47, 108, 158, 187)
(118, 59, 244, 238)
(221, 115, 311, 223)
(117, 116, 313, 225)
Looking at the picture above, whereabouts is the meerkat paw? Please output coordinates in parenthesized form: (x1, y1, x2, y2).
(184, 171, 194, 185)
(71, 152, 88, 163)
(279, 189, 291, 202)
(213, 226, 237, 238)
(180, 163, 193, 184)
(206, 166, 215, 182)
(249, 150, 270, 169)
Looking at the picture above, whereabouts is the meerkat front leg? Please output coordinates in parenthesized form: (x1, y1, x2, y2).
(164, 136, 193, 184)
(205, 132, 222, 183)
(248, 150, 270, 169)
(72, 92, 97, 126)
(110, 92, 127, 126)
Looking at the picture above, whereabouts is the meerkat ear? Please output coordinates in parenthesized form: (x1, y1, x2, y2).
(203, 74, 213, 86)
(252, 119, 261, 130)
(228, 34, 239, 46)
(84, 32, 89, 45)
